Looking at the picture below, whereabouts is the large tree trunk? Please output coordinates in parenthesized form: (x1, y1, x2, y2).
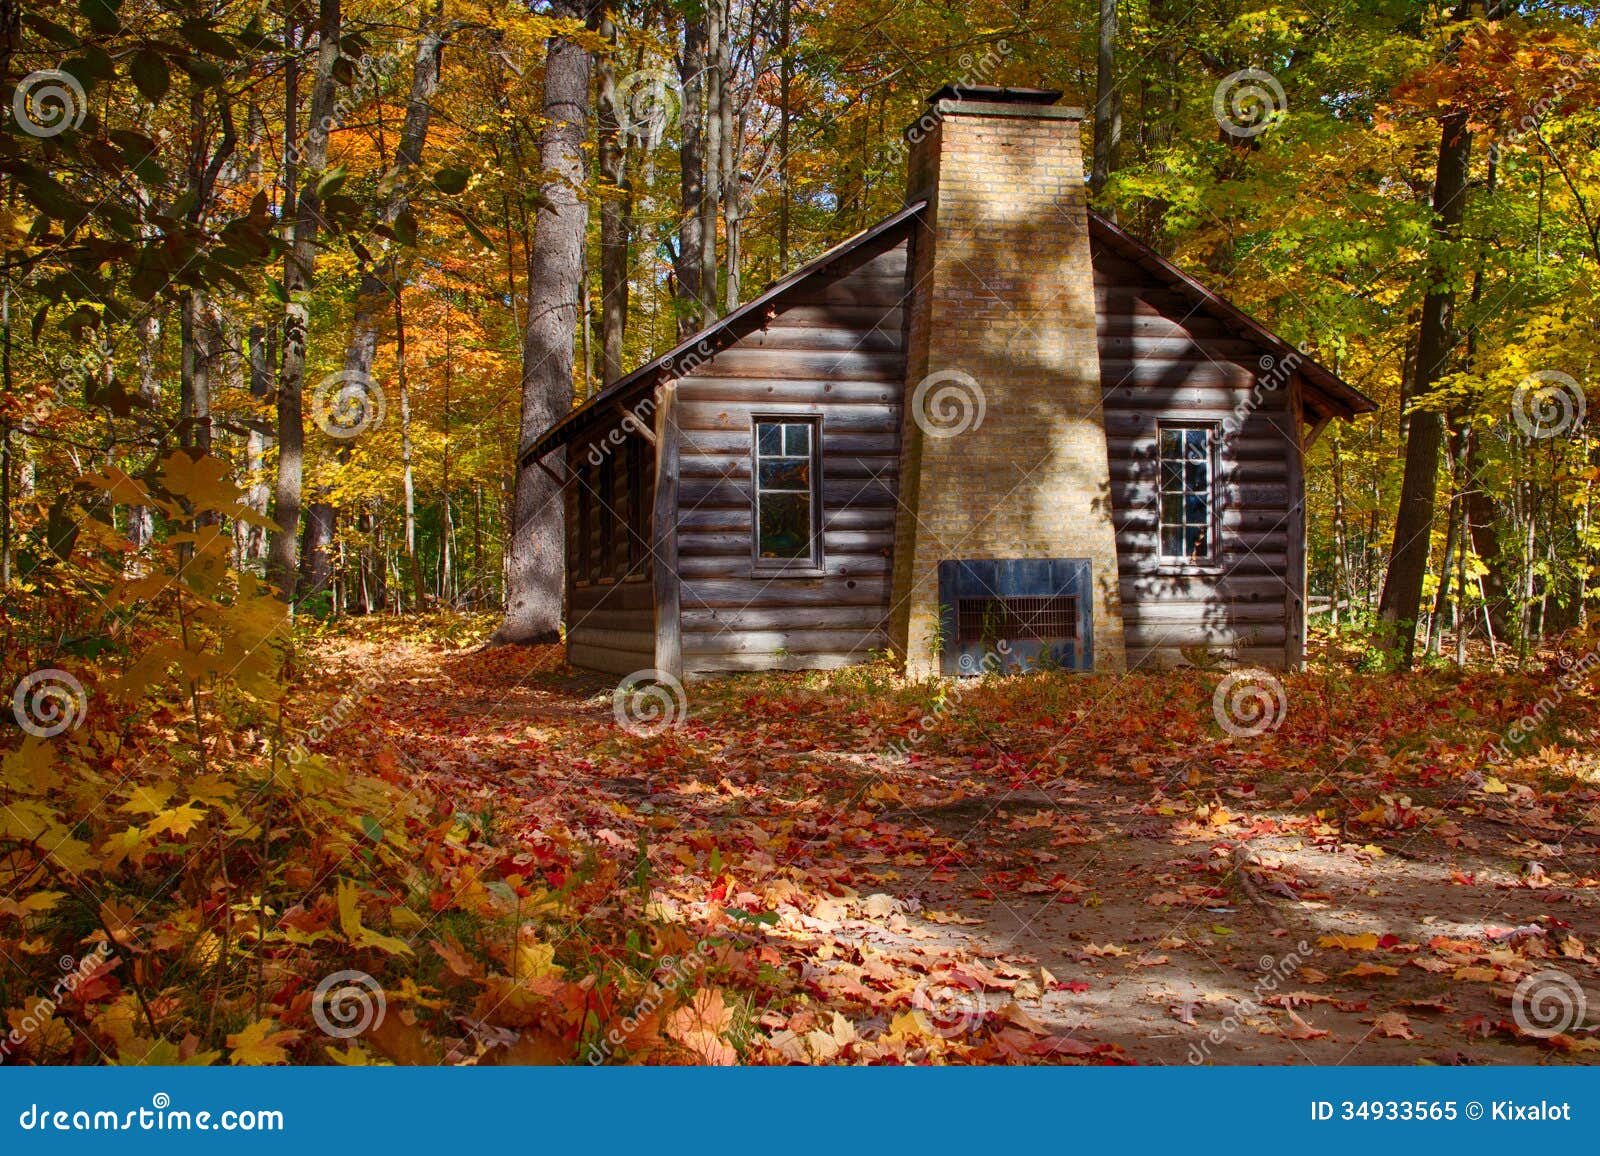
(699, 0, 726, 325)
(1375, 2, 1475, 666)
(492, 0, 596, 646)
(674, 18, 708, 338)
(267, 0, 342, 603)
(1090, 0, 1120, 214)
(595, 14, 630, 384)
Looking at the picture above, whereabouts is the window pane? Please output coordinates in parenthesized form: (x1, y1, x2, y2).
(1161, 493, 1184, 524)
(758, 458, 811, 491)
(1185, 428, 1208, 455)
(1185, 458, 1208, 490)
(1160, 527, 1185, 556)
(1161, 460, 1183, 491)
(757, 423, 782, 455)
(1185, 525, 1209, 558)
(758, 492, 811, 559)
(1161, 428, 1182, 458)
(784, 423, 810, 456)
(1185, 493, 1209, 524)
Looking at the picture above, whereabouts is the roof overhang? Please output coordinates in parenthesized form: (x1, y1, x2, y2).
(520, 200, 928, 467)
(1088, 213, 1376, 422)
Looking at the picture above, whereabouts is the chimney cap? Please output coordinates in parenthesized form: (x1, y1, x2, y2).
(924, 84, 1064, 105)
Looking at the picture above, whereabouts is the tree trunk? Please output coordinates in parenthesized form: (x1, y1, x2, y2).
(698, 0, 725, 327)
(237, 322, 272, 568)
(1376, 3, 1475, 666)
(674, 18, 708, 338)
(595, 15, 631, 386)
(493, 0, 596, 646)
(1090, 0, 1120, 214)
(267, 0, 341, 603)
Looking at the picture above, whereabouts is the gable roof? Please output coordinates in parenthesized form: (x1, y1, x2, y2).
(1088, 212, 1375, 421)
(520, 200, 927, 466)
(523, 200, 1374, 466)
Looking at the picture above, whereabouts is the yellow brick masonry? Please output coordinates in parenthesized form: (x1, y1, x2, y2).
(890, 98, 1127, 675)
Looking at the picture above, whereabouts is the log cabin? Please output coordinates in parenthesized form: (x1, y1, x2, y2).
(521, 85, 1375, 681)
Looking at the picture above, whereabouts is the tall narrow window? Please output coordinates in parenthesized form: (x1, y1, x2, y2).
(753, 418, 821, 568)
(1158, 424, 1214, 561)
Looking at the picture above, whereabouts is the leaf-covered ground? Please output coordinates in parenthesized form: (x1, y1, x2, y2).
(7, 614, 1600, 1066)
(297, 622, 1600, 1065)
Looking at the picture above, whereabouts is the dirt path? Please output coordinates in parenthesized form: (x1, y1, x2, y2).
(319, 633, 1600, 1065)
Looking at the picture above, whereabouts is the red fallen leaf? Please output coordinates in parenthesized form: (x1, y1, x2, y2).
(1062, 981, 1091, 993)
(1377, 933, 1401, 948)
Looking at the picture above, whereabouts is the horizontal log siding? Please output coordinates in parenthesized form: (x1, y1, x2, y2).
(564, 436, 657, 677)
(675, 236, 911, 674)
(1094, 247, 1298, 669)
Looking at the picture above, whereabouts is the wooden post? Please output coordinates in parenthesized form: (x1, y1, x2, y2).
(651, 383, 683, 681)
(1284, 379, 1309, 670)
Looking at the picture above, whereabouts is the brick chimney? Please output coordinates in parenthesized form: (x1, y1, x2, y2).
(890, 85, 1127, 676)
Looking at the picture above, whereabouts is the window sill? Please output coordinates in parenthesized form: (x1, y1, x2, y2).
(1154, 559, 1224, 577)
(752, 563, 826, 579)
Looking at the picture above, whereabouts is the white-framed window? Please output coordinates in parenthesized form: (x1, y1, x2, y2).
(752, 417, 821, 570)
(1158, 423, 1215, 561)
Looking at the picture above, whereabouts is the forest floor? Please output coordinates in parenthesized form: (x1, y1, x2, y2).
(298, 618, 1600, 1066)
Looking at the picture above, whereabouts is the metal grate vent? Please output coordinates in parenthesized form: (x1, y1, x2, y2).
(956, 595, 1079, 645)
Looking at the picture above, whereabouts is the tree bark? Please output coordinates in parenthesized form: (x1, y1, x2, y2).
(1090, 0, 1120, 215)
(493, 0, 597, 646)
(674, 18, 708, 338)
(267, 0, 342, 603)
(595, 14, 631, 386)
(1376, 3, 1475, 666)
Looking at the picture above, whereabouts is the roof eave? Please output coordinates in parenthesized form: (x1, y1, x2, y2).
(1087, 213, 1377, 421)
(520, 200, 929, 466)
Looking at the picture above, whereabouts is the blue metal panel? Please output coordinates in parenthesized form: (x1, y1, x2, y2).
(937, 558, 1094, 676)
